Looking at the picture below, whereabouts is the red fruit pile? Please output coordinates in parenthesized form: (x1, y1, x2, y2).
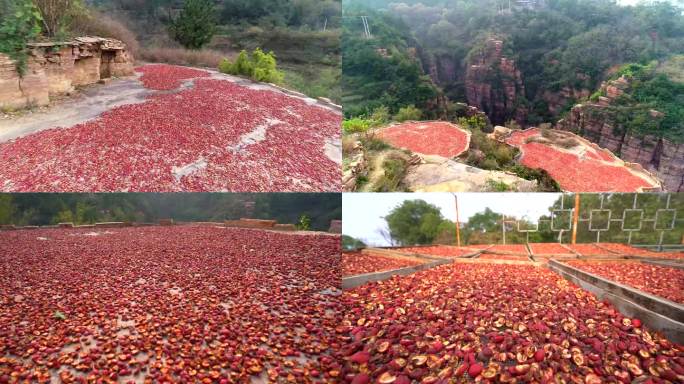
(567, 261, 684, 304)
(377, 122, 470, 158)
(343, 252, 422, 276)
(506, 129, 657, 192)
(528, 243, 575, 256)
(597, 243, 684, 259)
(477, 254, 531, 261)
(485, 244, 529, 255)
(0, 64, 341, 192)
(0, 226, 342, 383)
(136, 64, 211, 90)
(339, 263, 684, 383)
(396, 246, 485, 259)
(567, 244, 614, 256)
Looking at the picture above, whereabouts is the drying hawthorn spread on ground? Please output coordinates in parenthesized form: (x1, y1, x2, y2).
(477, 254, 530, 261)
(377, 122, 470, 158)
(597, 243, 684, 259)
(567, 261, 684, 305)
(395, 246, 484, 258)
(528, 243, 575, 256)
(506, 129, 657, 192)
(338, 263, 684, 383)
(342, 252, 422, 276)
(0, 226, 342, 383)
(0, 64, 341, 192)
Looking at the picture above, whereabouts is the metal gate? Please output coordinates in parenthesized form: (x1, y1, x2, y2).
(499, 193, 684, 250)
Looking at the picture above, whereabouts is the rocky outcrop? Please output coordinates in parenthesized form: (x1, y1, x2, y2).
(465, 38, 527, 125)
(558, 102, 684, 192)
(0, 37, 134, 110)
(542, 86, 591, 116)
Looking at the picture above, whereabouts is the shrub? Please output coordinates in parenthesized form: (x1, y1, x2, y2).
(0, 0, 42, 75)
(481, 158, 499, 170)
(510, 165, 561, 192)
(296, 214, 311, 231)
(394, 105, 423, 122)
(457, 115, 489, 131)
(492, 146, 515, 165)
(363, 135, 391, 152)
(169, 0, 216, 49)
(342, 118, 372, 134)
(374, 154, 409, 192)
(486, 179, 511, 192)
(370, 106, 390, 126)
(219, 48, 284, 83)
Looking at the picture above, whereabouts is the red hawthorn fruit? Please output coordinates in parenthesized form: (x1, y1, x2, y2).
(468, 363, 483, 377)
(340, 263, 683, 383)
(343, 252, 422, 276)
(506, 128, 657, 192)
(349, 351, 370, 364)
(352, 373, 370, 384)
(568, 261, 684, 304)
(396, 245, 487, 258)
(0, 226, 342, 383)
(377, 121, 470, 158)
(0, 64, 341, 192)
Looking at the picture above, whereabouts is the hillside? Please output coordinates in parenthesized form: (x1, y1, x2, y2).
(343, 0, 684, 125)
(342, 0, 684, 191)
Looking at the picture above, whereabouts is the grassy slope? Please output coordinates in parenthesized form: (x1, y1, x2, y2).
(215, 26, 341, 102)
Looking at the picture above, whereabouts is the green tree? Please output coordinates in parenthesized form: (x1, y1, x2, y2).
(0, 0, 42, 75)
(75, 201, 97, 224)
(342, 235, 366, 250)
(53, 209, 74, 224)
(169, 0, 216, 49)
(0, 194, 15, 224)
(33, 0, 85, 38)
(385, 199, 449, 245)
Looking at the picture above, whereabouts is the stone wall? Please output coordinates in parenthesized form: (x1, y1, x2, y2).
(558, 104, 683, 192)
(0, 37, 134, 110)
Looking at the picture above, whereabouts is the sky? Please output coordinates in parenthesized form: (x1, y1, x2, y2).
(342, 193, 562, 246)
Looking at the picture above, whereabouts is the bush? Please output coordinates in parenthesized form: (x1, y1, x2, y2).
(457, 115, 489, 131)
(219, 48, 284, 83)
(361, 134, 391, 152)
(510, 165, 561, 192)
(0, 0, 42, 75)
(370, 106, 390, 126)
(394, 105, 423, 122)
(169, 0, 216, 49)
(342, 117, 372, 134)
(486, 179, 512, 192)
(374, 154, 409, 192)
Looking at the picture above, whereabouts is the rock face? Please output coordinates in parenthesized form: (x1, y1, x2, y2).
(465, 38, 527, 125)
(0, 37, 134, 110)
(558, 101, 684, 192)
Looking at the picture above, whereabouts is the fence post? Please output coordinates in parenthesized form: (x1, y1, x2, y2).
(572, 194, 580, 245)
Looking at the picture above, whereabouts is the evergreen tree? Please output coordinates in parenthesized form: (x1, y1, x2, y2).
(169, 0, 216, 49)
